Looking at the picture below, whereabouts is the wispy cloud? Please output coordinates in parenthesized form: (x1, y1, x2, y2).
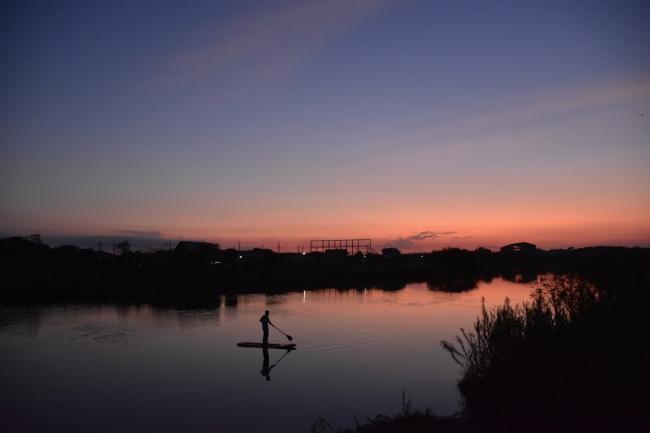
(165, 0, 389, 90)
(115, 230, 163, 238)
(388, 230, 456, 250)
(476, 74, 650, 125)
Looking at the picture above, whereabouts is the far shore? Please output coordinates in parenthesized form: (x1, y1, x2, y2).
(2, 236, 647, 305)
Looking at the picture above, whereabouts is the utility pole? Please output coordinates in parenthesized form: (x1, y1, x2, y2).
(277, 241, 281, 253)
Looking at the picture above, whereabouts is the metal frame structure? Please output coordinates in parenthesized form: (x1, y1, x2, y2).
(309, 239, 372, 254)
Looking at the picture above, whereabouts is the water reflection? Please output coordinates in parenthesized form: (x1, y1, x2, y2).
(0, 272, 544, 332)
(501, 270, 539, 283)
(0, 277, 541, 433)
(0, 307, 42, 337)
(71, 323, 130, 346)
(426, 274, 482, 292)
(260, 347, 293, 381)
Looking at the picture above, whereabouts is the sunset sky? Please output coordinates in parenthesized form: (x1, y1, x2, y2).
(2, 0, 649, 251)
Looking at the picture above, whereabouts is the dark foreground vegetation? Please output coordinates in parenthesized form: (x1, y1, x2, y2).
(319, 268, 650, 433)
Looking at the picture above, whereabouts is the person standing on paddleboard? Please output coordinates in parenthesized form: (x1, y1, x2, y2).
(260, 310, 272, 344)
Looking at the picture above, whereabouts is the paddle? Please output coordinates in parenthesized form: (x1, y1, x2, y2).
(271, 323, 293, 341)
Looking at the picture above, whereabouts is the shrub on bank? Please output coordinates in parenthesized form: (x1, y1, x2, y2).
(441, 274, 648, 431)
(329, 274, 649, 432)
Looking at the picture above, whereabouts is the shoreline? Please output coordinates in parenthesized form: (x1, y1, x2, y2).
(2, 237, 648, 305)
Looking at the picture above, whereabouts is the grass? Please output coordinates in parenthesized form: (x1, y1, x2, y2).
(310, 392, 468, 433)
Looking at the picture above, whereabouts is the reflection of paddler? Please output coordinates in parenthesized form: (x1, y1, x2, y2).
(260, 346, 271, 381)
(259, 347, 292, 382)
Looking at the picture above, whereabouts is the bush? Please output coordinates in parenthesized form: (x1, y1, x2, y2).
(441, 274, 649, 432)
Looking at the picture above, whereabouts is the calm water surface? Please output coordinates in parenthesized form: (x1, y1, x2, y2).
(1, 278, 535, 433)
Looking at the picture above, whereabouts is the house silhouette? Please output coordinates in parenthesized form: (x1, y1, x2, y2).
(500, 242, 537, 254)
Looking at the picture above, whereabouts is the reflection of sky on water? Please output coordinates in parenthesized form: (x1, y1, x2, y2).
(0, 278, 534, 433)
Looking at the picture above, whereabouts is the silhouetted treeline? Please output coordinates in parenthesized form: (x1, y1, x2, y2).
(1, 236, 649, 304)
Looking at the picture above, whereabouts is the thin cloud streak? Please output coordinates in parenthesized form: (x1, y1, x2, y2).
(475, 74, 650, 126)
(165, 0, 389, 90)
(116, 230, 163, 238)
(387, 230, 457, 250)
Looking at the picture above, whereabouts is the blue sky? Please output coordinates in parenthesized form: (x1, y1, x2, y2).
(2, 0, 649, 250)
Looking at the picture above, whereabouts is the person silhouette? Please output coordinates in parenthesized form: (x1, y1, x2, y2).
(260, 310, 272, 345)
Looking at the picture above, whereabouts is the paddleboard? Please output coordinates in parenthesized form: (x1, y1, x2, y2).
(237, 342, 296, 350)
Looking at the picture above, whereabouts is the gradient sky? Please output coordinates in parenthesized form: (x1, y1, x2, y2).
(2, 0, 649, 251)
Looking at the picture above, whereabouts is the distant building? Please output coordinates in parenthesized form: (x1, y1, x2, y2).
(244, 248, 275, 261)
(500, 242, 537, 254)
(174, 241, 220, 255)
(381, 247, 401, 257)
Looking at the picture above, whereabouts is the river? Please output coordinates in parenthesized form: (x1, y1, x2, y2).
(1, 276, 536, 433)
